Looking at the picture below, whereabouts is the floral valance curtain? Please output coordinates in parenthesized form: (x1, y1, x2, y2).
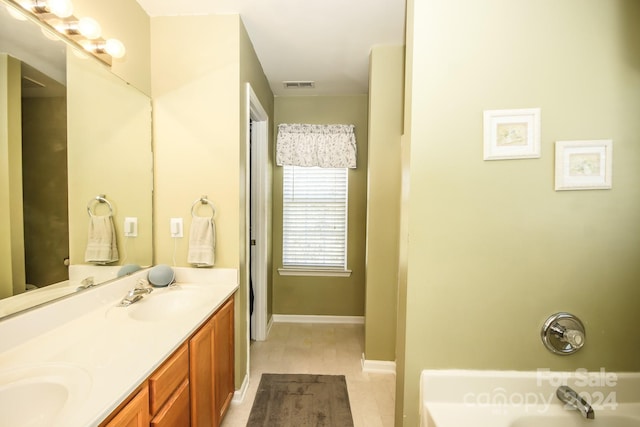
(276, 124, 357, 169)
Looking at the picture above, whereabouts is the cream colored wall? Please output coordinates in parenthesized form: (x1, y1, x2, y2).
(72, 0, 151, 95)
(151, 14, 241, 386)
(272, 95, 368, 316)
(152, 14, 274, 390)
(67, 52, 153, 267)
(151, 14, 240, 270)
(0, 54, 26, 298)
(365, 46, 404, 362)
(399, 0, 640, 425)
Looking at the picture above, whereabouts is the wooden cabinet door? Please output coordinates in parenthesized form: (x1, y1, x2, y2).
(104, 386, 150, 427)
(213, 296, 234, 422)
(148, 343, 189, 415)
(151, 379, 190, 427)
(189, 319, 215, 427)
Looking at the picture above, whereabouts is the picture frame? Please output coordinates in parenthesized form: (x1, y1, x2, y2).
(555, 140, 613, 191)
(483, 108, 541, 160)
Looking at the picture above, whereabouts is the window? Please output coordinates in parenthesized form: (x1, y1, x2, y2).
(281, 165, 349, 274)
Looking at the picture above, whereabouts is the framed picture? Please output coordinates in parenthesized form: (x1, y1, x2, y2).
(555, 140, 613, 191)
(483, 108, 541, 160)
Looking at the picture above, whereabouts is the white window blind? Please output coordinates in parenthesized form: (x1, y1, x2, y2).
(282, 166, 348, 269)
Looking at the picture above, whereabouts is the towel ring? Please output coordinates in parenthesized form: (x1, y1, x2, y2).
(191, 196, 216, 219)
(87, 194, 114, 217)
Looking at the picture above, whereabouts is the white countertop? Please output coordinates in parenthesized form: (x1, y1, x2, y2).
(0, 267, 239, 427)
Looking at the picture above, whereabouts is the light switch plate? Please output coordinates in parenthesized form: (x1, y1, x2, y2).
(124, 217, 138, 237)
(170, 217, 183, 238)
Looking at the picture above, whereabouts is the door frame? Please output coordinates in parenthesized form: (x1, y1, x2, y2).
(245, 83, 269, 342)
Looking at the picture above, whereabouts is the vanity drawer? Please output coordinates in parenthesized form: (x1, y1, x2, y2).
(151, 379, 190, 427)
(149, 343, 189, 414)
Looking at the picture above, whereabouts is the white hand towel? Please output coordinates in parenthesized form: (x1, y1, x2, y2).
(188, 216, 215, 267)
(84, 215, 119, 264)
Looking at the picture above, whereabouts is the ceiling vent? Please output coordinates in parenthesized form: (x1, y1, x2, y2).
(283, 81, 315, 89)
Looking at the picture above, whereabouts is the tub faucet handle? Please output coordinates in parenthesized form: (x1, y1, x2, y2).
(541, 312, 586, 355)
(564, 329, 584, 348)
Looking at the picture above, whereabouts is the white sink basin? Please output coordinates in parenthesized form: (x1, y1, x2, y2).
(127, 287, 206, 321)
(0, 363, 92, 427)
(511, 414, 640, 427)
(106, 284, 216, 322)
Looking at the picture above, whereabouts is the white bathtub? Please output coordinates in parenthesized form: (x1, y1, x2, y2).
(420, 370, 640, 427)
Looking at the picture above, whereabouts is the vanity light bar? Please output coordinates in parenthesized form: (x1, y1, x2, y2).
(52, 16, 102, 40)
(19, 0, 69, 16)
(7, 0, 125, 65)
(79, 38, 126, 59)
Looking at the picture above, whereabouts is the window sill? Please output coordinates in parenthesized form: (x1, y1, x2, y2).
(277, 267, 352, 278)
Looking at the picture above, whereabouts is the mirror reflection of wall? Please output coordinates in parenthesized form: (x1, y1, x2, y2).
(0, 1, 67, 298)
(22, 62, 69, 289)
(67, 50, 153, 270)
(0, 1, 153, 318)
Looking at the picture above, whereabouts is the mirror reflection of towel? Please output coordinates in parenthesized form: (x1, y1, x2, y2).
(85, 215, 119, 264)
(188, 216, 215, 267)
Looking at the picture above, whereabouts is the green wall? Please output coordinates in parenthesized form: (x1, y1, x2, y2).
(365, 46, 404, 362)
(239, 17, 275, 381)
(22, 96, 69, 287)
(398, 0, 640, 425)
(273, 96, 368, 316)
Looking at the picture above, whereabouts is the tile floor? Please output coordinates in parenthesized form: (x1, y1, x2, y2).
(220, 322, 396, 427)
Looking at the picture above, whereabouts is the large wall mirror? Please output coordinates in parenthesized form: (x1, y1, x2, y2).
(0, 1, 153, 319)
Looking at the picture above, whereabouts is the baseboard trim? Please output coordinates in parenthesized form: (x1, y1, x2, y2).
(272, 314, 365, 324)
(266, 315, 274, 337)
(361, 353, 396, 375)
(232, 374, 249, 404)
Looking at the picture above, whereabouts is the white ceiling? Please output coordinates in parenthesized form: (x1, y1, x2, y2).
(134, 0, 406, 96)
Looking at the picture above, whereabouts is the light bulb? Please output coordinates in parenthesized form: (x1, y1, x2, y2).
(78, 39, 94, 52)
(47, 0, 73, 18)
(105, 38, 126, 59)
(19, 1, 36, 11)
(47, 17, 65, 32)
(77, 16, 101, 39)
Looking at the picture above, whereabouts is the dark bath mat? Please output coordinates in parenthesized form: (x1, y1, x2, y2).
(246, 373, 354, 427)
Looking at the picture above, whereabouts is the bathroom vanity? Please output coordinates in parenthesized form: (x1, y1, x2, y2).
(102, 295, 234, 427)
(0, 267, 238, 427)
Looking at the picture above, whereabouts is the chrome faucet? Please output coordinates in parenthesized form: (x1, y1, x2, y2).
(557, 385, 595, 419)
(118, 279, 153, 306)
(76, 276, 95, 290)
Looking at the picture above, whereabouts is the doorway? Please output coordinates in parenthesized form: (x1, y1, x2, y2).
(246, 83, 269, 342)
